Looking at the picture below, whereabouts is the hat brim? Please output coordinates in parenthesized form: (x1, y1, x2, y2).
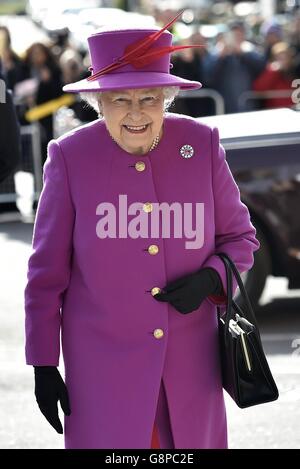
(62, 71, 202, 93)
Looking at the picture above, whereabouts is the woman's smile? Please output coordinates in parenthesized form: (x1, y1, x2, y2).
(122, 123, 150, 134)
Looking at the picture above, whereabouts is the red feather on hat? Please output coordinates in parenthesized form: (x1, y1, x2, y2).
(87, 10, 203, 81)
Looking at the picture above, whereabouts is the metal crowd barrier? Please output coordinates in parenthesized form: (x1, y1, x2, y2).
(0, 79, 6, 104)
(178, 88, 225, 116)
(0, 123, 42, 205)
(238, 90, 295, 110)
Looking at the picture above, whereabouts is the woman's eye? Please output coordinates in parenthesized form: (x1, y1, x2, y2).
(113, 97, 156, 104)
(142, 97, 155, 102)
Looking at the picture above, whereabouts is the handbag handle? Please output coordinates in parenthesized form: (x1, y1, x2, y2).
(216, 254, 233, 345)
(216, 253, 260, 344)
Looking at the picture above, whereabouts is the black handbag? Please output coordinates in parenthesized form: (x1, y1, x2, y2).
(216, 252, 279, 408)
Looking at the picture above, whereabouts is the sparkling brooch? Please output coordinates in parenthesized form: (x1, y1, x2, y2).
(180, 144, 194, 159)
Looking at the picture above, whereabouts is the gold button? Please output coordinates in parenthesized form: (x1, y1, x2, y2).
(143, 202, 153, 213)
(153, 328, 164, 339)
(148, 244, 159, 255)
(135, 161, 145, 172)
(151, 287, 161, 296)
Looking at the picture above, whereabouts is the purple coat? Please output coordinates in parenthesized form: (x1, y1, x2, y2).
(24, 112, 260, 448)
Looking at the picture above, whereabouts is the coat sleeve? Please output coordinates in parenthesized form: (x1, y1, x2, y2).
(24, 139, 75, 366)
(202, 126, 260, 305)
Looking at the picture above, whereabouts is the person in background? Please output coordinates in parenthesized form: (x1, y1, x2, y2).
(0, 67, 21, 183)
(59, 48, 98, 123)
(260, 20, 283, 61)
(253, 42, 298, 109)
(208, 20, 266, 113)
(0, 25, 24, 92)
(289, 11, 300, 75)
(22, 42, 63, 166)
(171, 31, 215, 117)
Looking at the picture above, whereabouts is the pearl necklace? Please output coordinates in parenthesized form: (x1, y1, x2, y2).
(148, 134, 160, 152)
(110, 133, 161, 153)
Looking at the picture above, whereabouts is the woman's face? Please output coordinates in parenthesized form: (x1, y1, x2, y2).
(274, 49, 293, 70)
(99, 87, 165, 155)
(30, 45, 47, 67)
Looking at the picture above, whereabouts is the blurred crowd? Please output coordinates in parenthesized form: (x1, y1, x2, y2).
(170, 12, 300, 116)
(0, 8, 300, 168)
(0, 25, 98, 166)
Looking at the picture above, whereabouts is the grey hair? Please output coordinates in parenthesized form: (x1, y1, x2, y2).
(79, 86, 180, 118)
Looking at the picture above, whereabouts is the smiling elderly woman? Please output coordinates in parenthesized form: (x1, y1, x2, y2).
(24, 12, 260, 450)
(80, 86, 180, 155)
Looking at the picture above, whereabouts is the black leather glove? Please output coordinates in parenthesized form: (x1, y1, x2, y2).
(34, 366, 71, 434)
(153, 267, 224, 314)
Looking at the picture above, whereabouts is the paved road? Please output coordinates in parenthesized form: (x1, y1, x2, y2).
(0, 218, 300, 449)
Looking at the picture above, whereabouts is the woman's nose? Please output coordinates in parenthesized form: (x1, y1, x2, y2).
(127, 101, 143, 120)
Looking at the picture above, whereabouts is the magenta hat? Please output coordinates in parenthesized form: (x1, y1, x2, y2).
(62, 11, 202, 93)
